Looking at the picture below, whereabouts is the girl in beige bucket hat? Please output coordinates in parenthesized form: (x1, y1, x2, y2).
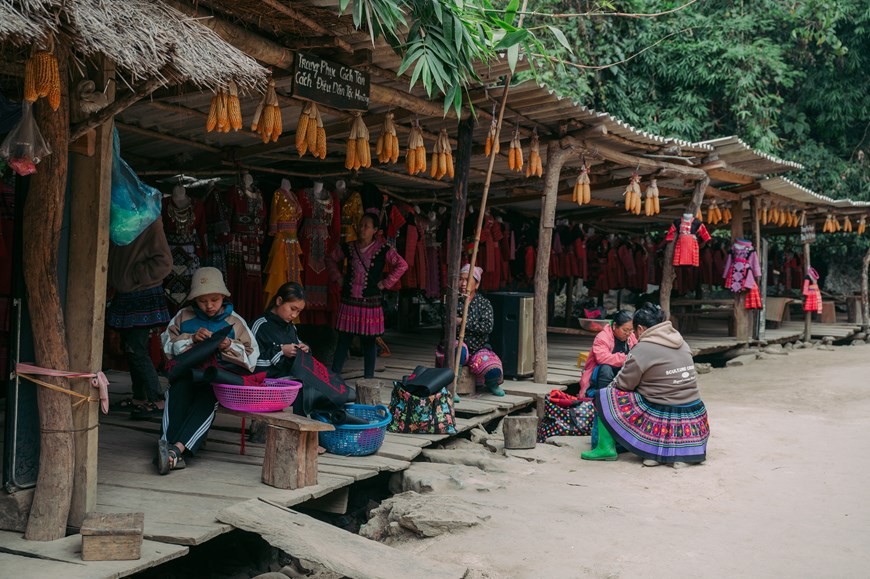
(157, 267, 259, 474)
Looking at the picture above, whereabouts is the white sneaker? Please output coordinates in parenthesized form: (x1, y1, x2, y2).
(672, 461, 690, 469)
(642, 459, 661, 467)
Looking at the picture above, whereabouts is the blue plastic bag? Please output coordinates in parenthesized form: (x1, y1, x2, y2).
(110, 127, 161, 245)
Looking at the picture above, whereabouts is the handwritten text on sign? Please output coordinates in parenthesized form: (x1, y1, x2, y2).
(292, 52, 369, 111)
(800, 224, 816, 244)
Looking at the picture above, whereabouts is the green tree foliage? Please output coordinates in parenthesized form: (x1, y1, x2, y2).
(521, 0, 870, 201)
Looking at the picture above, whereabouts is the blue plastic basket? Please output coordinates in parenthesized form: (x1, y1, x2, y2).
(315, 404, 392, 456)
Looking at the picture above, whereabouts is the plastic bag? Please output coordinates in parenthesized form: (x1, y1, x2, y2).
(110, 127, 161, 245)
(0, 102, 52, 176)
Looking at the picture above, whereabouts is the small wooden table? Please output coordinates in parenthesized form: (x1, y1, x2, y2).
(217, 407, 334, 490)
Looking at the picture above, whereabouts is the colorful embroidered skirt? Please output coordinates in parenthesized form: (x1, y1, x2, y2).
(673, 235, 700, 267)
(803, 290, 822, 313)
(468, 348, 503, 386)
(594, 387, 710, 464)
(107, 286, 170, 329)
(745, 286, 762, 309)
(335, 296, 384, 336)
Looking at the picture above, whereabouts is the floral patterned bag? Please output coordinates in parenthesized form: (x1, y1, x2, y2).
(387, 382, 456, 435)
(536, 395, 594, 442)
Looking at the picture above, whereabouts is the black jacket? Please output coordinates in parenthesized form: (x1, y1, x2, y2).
(251, 311, 301, 378)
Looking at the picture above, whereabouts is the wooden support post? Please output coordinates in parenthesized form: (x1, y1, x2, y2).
(863, 247, 870, 334)
(731, 199, 751, 340)
(65, 58, 115, 529)
(804, 242, 812, 342)
(751, 197, 767, 340)
(355, 379, 383, 407)
(445, 118, 474, 376)
(503, 416, 538, 449)
(661, 177, 709, 321)
(533, 140, 575, 383)
(22, 42, 74, 541)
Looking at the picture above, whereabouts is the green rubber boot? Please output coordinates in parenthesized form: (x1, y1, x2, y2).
(581, 417, 618, 461)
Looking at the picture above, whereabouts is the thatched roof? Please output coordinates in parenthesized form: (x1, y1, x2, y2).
(1, 0, 267, 92)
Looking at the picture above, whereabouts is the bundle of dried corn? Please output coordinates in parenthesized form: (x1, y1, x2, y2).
(250, 79, 282, 143)
(624, 173, 642, 215)
(345, 113, 371, 170)
(405, 121, 426, 176)
(294, 101, 326, 159)
(24, 42, 61, 111)
(507, 130, 523, 173)
(706, 201, 722, 224)
(644, 178, 660, 216)
(485, 119, 500, 157)
(844, 215, 853, 232)
(525, 130, 543, 178)
(430, 128, 453, 180)
(376, 112, 400, 164)
(858, 216, 867, 234)
(572, 165, 590, 207)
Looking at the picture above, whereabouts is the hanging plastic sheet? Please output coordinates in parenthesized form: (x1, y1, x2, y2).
(110, 126, 161, 245)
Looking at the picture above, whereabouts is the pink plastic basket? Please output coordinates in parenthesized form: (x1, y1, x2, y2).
(212, 379, 302, 412)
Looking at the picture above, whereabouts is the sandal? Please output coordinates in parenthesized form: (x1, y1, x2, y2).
(113, 397, 137, 411)
(168, 446, 186, 470)
(131, 402, 162, 421)
(156, 440, 170, 475)
(376, 337, 392, 357)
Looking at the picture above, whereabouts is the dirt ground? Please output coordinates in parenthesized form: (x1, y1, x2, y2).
(393, 345, 870, 578)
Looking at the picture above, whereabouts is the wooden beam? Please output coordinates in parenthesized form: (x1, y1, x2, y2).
(705, 185, 742, 202)
(706, 167, 755, 185)
(569, 137, 709, 181)
(364, 166, 453, 188)
(116, 122, 222, 153)
(70, 74, 166, 141)
(65, 58, 115, 529)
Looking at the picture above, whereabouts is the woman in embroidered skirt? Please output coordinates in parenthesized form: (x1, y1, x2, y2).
(438, 264, 506, 397)
(582, 303, 710, 467)
(328, 211, 408, 379)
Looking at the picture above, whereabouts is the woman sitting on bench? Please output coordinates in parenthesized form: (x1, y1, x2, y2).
(157, 267, 258, 474)
(579, 310, 637, 398)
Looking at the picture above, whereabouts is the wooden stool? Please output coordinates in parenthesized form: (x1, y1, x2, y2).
(820, 302, 836, 324)
(81, 512, 144, 561)
(503, 416, 538, 449)
(217, 408, 335, 490)
(456, 366, 476, 395)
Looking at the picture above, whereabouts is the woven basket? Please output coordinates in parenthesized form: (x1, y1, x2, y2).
(315, 404, 391, 456)
(212, 379, 301, 412)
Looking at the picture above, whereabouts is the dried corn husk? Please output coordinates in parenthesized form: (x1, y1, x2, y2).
(573, 165, 590, 207)
(525, 130, 543, 178)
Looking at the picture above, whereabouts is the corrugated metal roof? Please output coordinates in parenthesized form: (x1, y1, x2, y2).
(759, 177, 870, 209)
(697, 136, 802, 177)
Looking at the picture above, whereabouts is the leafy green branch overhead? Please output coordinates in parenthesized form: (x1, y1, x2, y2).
(338, 0, 573, 117)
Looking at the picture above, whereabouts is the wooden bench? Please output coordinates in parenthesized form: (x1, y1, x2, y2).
(217, 407, 334, 490)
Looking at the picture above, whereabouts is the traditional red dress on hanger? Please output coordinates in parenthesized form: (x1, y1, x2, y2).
(226, 186, 266, 321)
(298, 187, 341, 325)
(665, 215, 711, 266)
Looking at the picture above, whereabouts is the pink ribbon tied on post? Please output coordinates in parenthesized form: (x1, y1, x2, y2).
(16, 363, 110, 414)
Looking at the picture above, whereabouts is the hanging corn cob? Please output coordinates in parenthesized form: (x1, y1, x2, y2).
(345, 113, 371, 170)
(624, 173, 642, 215)
(761, 202, 769, 225)
(695, 205, 703, 221)
(485, 118, 500, 158)
(508, 130, 523, 173)
(292, 101, 325, 158)
(722, 203, 732, 225)
(430, 128, 453, 180)
(206, 89, 231, 133)
(822, 214, 832, 233)
(227, 81, 243, 131)
(405, 121, 426, 176)
(706, 201, 716, 224)
(844, 215, 853, 232)
(858, 216, 867, 234)
(376, 112, 400, 164)
(645, 178, 660, 215)
(23, 42, 60, 111)
(573, 164, 591, 207)
(249, 80, 282, 143)
(526, 130, 543, 178)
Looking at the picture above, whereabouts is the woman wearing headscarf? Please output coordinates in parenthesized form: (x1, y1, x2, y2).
(437, 264, 505, 397)
(582, 303, 710, 467)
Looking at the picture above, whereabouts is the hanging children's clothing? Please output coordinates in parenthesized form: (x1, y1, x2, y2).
(665, 215, 711, 266)
(723, 239, 763, 310)
(802, 267, 823, 314)
(263, 185, 304, 306)
(162, 196, 206, 310)
(298, 186, 341, 325)
(203, 187, 230, 277)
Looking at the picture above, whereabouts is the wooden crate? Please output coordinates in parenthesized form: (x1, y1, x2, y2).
(81, 512, 144, 561)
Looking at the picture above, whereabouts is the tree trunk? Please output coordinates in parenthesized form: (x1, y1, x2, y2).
(862, 247, 869, 333)
(731, 199, 751, 340)
(661, 177, 709, 320)
(23, 42, 74, 541)
(533, 140, 574, 383)
(445, 118, 473, 376)
(751, 197, 766, 340)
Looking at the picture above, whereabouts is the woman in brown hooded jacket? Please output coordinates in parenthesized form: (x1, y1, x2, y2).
(582, 303, 710, 467)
